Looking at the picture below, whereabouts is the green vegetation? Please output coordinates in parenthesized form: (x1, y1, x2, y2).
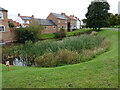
(4, 34, 107, 67)
(2, 29, 118, 88)
(86, 1, 110, 30)
(38, 29, 90, 39)
(16, 21, 43, 43)
(107, 13, 120, 27)
(37, 33, 55, 39)
(54, 28, 66, 38)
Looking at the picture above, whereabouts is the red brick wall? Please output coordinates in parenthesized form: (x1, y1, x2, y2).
(0, 10, 17, 42)
(41, 26, 57, 34)
(47, 13, 67, 31)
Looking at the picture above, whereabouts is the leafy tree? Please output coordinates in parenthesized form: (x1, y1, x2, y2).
(85, 1, 110, 30)
(16, 28, 35, 43)
(8, 22, 14, 28)
(16, 20, 44, 43)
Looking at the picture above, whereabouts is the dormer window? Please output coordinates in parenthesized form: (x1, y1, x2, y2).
(0, 25, 5, 32)
(0, 13, 3, 20)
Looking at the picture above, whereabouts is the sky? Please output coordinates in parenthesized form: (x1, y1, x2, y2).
(0, 0, 119, 21)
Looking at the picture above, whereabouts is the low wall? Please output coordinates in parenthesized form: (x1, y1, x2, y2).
(0, 30, 17, 43)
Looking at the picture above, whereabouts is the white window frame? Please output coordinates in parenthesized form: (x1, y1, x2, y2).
(0, 12, 3, 20)
(0, 25, 5, 32)
(58, 20, 60, 23)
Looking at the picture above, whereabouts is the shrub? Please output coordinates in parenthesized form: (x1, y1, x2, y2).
(54, 28, 66, 38)
(16, 28, 35, 43)
(35, 50, 80, 67)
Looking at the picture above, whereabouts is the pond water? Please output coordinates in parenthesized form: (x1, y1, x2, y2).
(13, 58, 27, 66)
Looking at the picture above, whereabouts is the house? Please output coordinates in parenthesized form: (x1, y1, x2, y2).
(0, 7, 16, 43)
(16, 13, 34, 28)
(35, 18, 57, 34)
(61, 13, 77, 31)
(47, 13, 68, 31)
(8, 19, 20, 28)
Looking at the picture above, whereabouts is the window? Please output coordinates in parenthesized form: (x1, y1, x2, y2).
(24, 21, 27, 24)
(53, 26, 56, 30)
(45, 26, 48, 30)
(58, 26, 60, 30)
(0, 13, 3, 20)
(58, 20, 60, 23)
(0, 25, 5, 32)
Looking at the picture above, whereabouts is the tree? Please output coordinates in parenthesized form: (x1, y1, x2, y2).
(8, 22, 14, 28)
(85, 1, 110, 30)
(16, 20, 44, 43)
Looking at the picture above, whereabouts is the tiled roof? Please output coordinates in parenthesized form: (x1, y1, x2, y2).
(64, 15, 77, 21)
(52, 13, 67, 20)
(20, 16, 32, 21)
(13, 21, 20, 26)
(0, 7, 8, 12)
(35, 18, 57, 26)
(8, 19, 20, 27)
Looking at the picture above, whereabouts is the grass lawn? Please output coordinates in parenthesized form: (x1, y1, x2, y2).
(37, 29, 90, 39)
(2, 29, 118, 88)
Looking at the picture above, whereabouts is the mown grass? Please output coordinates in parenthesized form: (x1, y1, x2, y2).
(2, 29, 118, 88)
(37, 29, 90, 39)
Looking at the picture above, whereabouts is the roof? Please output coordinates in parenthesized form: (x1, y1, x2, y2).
(20, 16, 32, 21)
(65, 15, 77, 21)
(0, 7, 8, 12)
(35, 18, 57, 26)
(8, 19, 14, 22)
(52, 13, 67, 20)
(8, 19, 20, 27)
(13, 21, 20, 26)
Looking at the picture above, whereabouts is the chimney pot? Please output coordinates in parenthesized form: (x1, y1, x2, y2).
(61, 13, 65, 15)
(18, 13, 20, 16)
(32, 15, 34, 18)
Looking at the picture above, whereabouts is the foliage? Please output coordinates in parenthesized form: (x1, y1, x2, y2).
(4, 34, 107, 66)
(2, 30, 118, 88)
(54, 28, 66, 38)
(85, 1, 110, 30)
(16, 20, 43, 43)
(35, 50, 79, 67)
(16, 28, 35, 43)
(8, 22, 14, 28)
(107, 13, 120, 27)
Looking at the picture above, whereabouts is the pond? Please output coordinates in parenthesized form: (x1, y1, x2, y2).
(13, 58, 26, 66)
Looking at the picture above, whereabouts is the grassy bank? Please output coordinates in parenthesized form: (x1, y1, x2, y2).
(37, 29, 90, 39)
(2, 29, 118, 88)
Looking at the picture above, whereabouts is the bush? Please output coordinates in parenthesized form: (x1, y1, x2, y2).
(54, 28, 66, 38)
(16, 28, 35, 43)
(35, 50, 80, 67)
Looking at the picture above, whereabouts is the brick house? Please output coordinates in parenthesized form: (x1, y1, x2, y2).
(16, 13, 34, 28)
(47, 13, 68, 31)
(35, 18, 57, 34)
(0, 7, 16, 43)
(61, 13, 77, 31)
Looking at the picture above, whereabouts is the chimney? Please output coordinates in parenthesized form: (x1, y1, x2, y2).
(32, 15, 34, 18)
(18, 13, 20, 16)
(61, 13, 65, 15)
(70, 15, 74, 17)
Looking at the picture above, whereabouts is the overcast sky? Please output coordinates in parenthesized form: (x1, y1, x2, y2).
(0, 0, 119, 20)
